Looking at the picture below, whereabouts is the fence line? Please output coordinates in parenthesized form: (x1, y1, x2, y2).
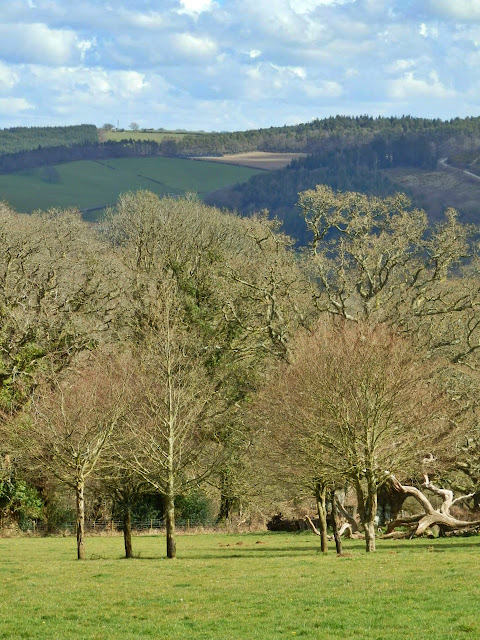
(6, 518, 218, 535)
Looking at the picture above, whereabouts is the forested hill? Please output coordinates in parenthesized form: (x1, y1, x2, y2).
(170, 115, 480, 156)
(206, 150, 397, 245)
(0, 125, 98, 155)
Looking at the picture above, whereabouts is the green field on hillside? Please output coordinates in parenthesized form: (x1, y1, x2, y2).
(1, 532, 479, 640)
(103, 131, 205, 142)
(0, 157, 260, 216)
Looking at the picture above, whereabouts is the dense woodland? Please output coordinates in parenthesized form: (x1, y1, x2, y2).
(0, 125, 98, 156)
(2, 187, 480, 559)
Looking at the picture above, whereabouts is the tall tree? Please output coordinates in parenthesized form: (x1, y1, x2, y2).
(258, 321, 452, 552)
(117, 279, 222, 558)
(18, 351, 132, 559)
(103, 192, 312, 522)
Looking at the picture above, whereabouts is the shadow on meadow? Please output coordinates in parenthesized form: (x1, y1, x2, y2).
(109, 536, 480, 562)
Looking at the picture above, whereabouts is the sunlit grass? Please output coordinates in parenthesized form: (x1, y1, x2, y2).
(1, 532, 479, 639)
(0, 156, 260, 215)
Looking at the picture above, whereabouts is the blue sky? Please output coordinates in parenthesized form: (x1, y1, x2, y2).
(0, 0, 478, 130)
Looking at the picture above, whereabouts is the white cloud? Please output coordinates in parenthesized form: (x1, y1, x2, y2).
(291, 0, 356, 13)
(303, 80, 343, 98)
(0, 22, 79, 65)
(0, 97, 34, 114)
(419, 23, 439, 38)
(177, 0, 216, 16)
(173, 33, 218, 59)
(77, 38, 95, 61)
(0, 62, 19, 91)
(429, 0, 480, 22)
(128, 11, 163, 29)
(389, 71, 456, 100)
(0, 0, 477, 129)
(387, 59, 416, 73)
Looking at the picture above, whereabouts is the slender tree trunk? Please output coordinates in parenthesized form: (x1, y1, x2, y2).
(355, 476, 377, 552)
(315, 483, 329, 554)
(363, 482, 377, 553)
(165, 491, 176, 559)
(123, 507, 133, 559)
(76, 479, 86, 560)
(330, 488, 343, 555)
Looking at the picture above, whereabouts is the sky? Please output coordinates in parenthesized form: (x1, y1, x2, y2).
(0, 0, 478, 131)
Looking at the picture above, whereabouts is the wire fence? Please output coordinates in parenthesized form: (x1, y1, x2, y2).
(4, 518, 217, 536)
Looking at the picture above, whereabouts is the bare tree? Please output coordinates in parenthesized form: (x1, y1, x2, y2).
(258, 320, 452, 552)
(117, 279, 222, 558)
(19, 351, 132, 559)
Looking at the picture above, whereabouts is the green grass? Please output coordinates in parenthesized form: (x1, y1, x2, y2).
(1, 532, 479, 639)
(0, 157, 260, 216)
(103, 131, 206, 142)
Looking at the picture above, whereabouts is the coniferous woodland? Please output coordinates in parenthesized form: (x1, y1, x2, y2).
(0, 125, 98, 155)
(2, 186, 480, 558)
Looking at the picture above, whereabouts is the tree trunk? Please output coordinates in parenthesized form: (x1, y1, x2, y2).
(315, 483, 329, 554)
(355, 476, 377, 552)
(76, 480, 85, 560)
(123, 508, 133, 559)
(165, 492, 176, 559)
(330, 488, 343, 555)
(364, 520, 376, 552)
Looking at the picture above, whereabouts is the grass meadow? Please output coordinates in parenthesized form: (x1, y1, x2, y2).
(103, 131, 206, 143)
(1, 532, 479, 640)
(0, 157, 260, 216)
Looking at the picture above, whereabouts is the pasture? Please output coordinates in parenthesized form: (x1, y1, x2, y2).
(1, 532, 479, 640)
(0, 157, 260, 216)
(103, 131, 206, 142)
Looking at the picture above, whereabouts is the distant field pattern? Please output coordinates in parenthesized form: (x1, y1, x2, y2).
(195, 151, 308, 170)
(0, 157, 260, 216)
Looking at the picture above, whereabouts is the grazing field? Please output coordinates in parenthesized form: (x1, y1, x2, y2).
(103, 131, 206, 142)
(1, 532, 479, 640)
(195, 151, 307, 170)
(0, 157, 260, 216)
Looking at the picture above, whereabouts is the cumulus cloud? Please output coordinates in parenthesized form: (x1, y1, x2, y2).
(0, 22, 80, 65)
(0, 62, 19, 92)
(0, 97, 34, 114)
(177, 0, 216, 16)
(389, 71, 456, 100)
(172, 33, 218, 59)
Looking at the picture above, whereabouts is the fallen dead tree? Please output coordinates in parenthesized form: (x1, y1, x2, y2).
(383, 473, 480, 538)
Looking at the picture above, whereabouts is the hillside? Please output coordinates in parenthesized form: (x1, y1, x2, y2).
(0, 157, 260, 218)
(0, 125, 98, 155)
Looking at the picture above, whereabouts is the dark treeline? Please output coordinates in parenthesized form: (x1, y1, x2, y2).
(170, 114, 480, 156)
(0, 138, 175, 174)
(0, 125, 98, 155)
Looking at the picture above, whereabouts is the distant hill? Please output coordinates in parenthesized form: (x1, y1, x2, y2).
(0, 125, 98, 155)
(3, 117, 480, 243)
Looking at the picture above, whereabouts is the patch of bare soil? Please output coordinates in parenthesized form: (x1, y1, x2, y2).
(194, 151, 307, 170)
